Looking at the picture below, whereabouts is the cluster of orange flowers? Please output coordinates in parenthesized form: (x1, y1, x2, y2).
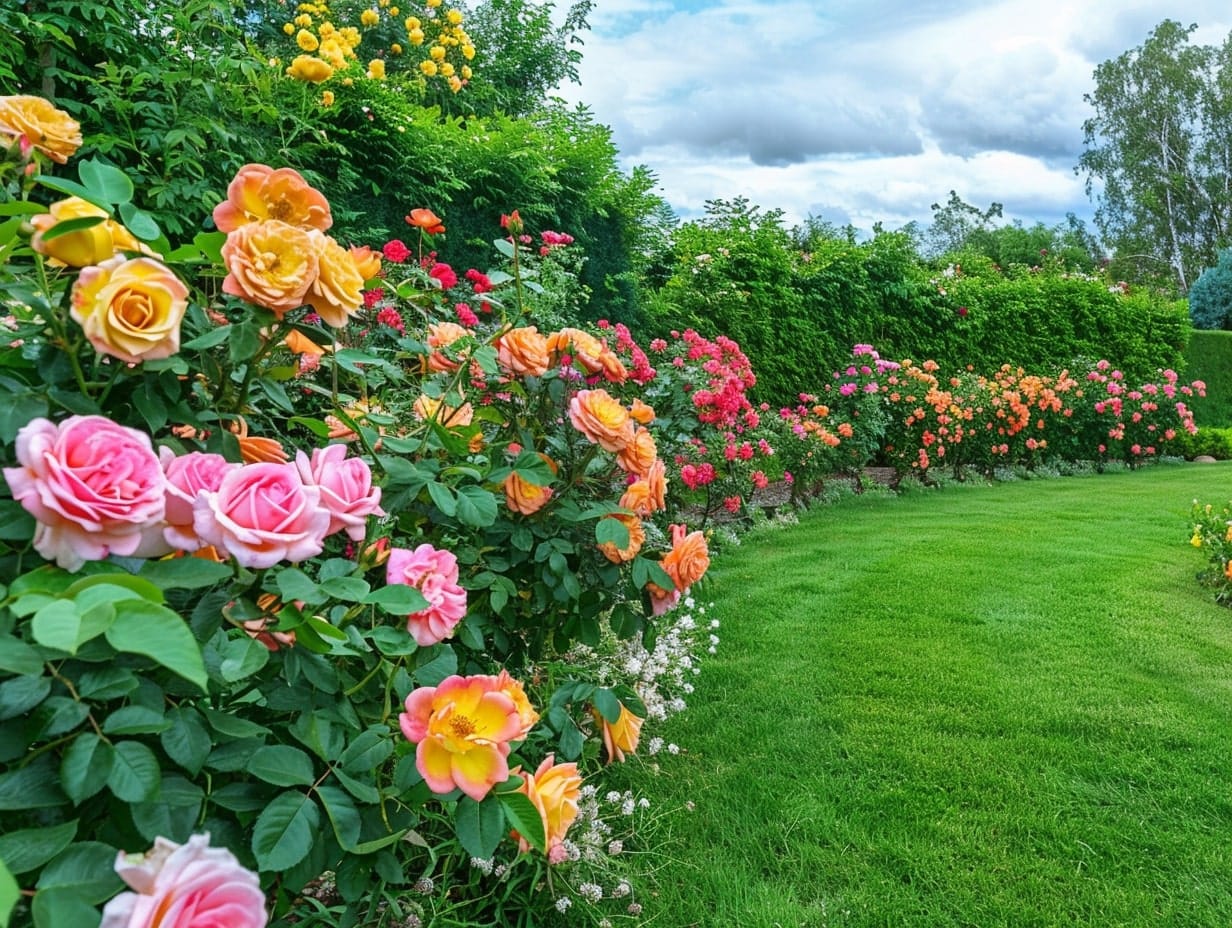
(282, 0, 475, 93)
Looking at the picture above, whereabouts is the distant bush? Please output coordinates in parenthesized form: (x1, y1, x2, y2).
(1169, 427, 1232, 460)
(1188, 248, 1232, 329)
(1182, 330, 1232, 427)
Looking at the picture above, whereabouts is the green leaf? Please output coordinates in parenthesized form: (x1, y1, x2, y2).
(35, 214, 104, 243)
(181, 324, 231, 351)
(104, 601, 207, 691)
(130, 776, 204, 843)
(31, 887, 101, 928)
(252, 792, 320, 871)
(0, 820, 77, 875)
(338, 728, 394, 774)
(331, 767, 380, 804)
(200, 706, 270, 739)
(0, 858, 18, 928)
(107, 740, 161, 802)
(455, 795, 506, 859)
(276, 568, 326, 606)
(118, 201, 160, 241)
(592, 688, 623, 724)
(249, 744, 316, 787)
(348, 829, 410, 856)
(137, 556, 232, 590)
(228, 321, 262, 365)
(0, 674, 51, 722)
(216, 635, 270, 683)
(160, 708, 212, 776)
(60, 734, 114, 804)
(317, 576, 370, 601)
(499, 790, 546, 854)
(102, 705, 168, 736)
(0, 756, 64, 809)
(596, 517, 631, 548)
(412, 646, 458, 686)
(77, 159, 134, 205)
(456, 485, 498, 527)
(30, 600, 89, 654)
(426, 480, 457, 516)
(36, 842, 121, 903)
(362, 584, 429, 615)
(317, 784, 362, 851)
(0, 501, 35, 542)
(368, 626, 420, 657)
(76, 666, 138, 700)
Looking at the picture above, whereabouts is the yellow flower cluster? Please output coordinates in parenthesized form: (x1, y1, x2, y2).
(281, 0, 474, 94)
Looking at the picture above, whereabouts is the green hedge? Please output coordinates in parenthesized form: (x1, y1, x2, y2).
(1182, 330, 1232, 427)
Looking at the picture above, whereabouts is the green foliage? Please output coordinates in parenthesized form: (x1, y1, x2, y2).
(1168, 426, 1232, 460)
(1181, 329, 1232, 426)
(1187, 247, 1232, 329)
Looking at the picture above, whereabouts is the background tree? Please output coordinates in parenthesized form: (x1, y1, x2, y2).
(1187, 248, 1232, 329)
(1079, 19, 1232, 293)
(922, 190, 1003, 259)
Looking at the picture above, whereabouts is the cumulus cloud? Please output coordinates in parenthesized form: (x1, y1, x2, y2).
(558, 0, 1232, 232)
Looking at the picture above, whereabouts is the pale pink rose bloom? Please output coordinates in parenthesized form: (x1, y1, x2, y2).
(294, 444, 384, 541)
(386, 543, 468, 645)
(100, 834, 267, 928)
(160, 448, 240, 551)
(193, 462, 330, 568)
(2, 415, 165, 571)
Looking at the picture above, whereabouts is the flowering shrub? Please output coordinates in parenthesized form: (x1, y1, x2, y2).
(1188, 499, 1232, 605)
(0, 96, 713, 927)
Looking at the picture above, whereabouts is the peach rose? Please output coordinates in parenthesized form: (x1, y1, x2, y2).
(284, 328, 328, 356)
(568, 388, 633, 452)
(619, 479, 653, 517)
(597, 513, 644, 564)
(425, 321, 472, 372)
(644, 458, 668, 511)
(593, 702, 643, 764)
(31, 197, 148, 268)
(213, 163, 332, 233)
(70, 256, 189, 363)
(503, 453, 556, 515)
(349, 244, 382, 280)
(629, 398, 656, 425)
(0, 95, 82, 163)
(493, 668, 539, 740)
(2, 416, 165, 572)
(100, 834, 267, 928)
(306, 232, 364, 327)
(648, 522, 710, 616)
(497, 326, 550, 377)
(159, 448, 240, 551)
(513, 754, 582, 862)
(547, 327, 604, 371)
(615, 426, 657, 477)
(193, 462, 330, 568)
(294, 444, 384, 541)
(221, 219, 318, 316)
(413, 394, 474, 428)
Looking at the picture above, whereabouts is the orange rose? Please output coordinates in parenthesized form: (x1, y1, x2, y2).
(413, 394, 474, 428)
(213, 163, 332, 234)
(547, 327, 604, 371)
(349, 244, 382, 280)
(284, 328, 328, 355)
(306, 232, 364, 327)
(616, 426, 657, 477)
(0, 95, 82, 163)
(514, 755, 582, 861)
(662, 523, 709, 591)
(406, 208, 445, 235)
(497, 326, 550, 377)
(568, 388, 633, 453)
(221, 220, 318, 317)
(644, 458, 667, 511)
(228, 418, 289, 464)
(70, 256, 189, 363)
(426, 321, 472, 372)
(619, 479, 653, 517)
(493, 669, 539, 740)
(31, 197, 148, 268)
(629, 398, 656, 425)
(597, 513, 644, 564)
(597, 349, 628, 384)
(593, 703, 643, 764)
(504, 454, 556, 515)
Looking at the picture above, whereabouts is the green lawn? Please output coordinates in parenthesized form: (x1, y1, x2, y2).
(645, 464, 1232, 928)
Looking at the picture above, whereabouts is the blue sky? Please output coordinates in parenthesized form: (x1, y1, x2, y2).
(554, 1, 1232, 236)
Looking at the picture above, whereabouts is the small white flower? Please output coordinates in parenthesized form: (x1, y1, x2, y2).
(667, 742, 680, 755)
(608, 840, 624, 856)
(612, 878, 631, 898)
(555, 896, 573, 912)
(579, 882, 603, 902)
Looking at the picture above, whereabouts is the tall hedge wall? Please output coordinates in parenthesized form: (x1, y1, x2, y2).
(1183, 330, 1232, 427)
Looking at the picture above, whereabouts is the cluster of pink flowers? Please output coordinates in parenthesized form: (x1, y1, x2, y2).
(539, 229, 574, 256)
(598, 319, 657, 385)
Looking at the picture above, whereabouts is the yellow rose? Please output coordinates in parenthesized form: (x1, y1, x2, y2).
(439, 62, 454, 77)
(461, 65, 472, 80)
(283, 22, 295, 35)
(220, 219, 318, 317)
(390, 43, 402, 55)
(404, 16, 420, 30)
(462, 43, 475, 60)
(70, 256, 189, 363)
(446, 9, 463, 24)
(360, 8, 380, 26)
(296, 29, 319, 52)
(426, 0, 441, 7)
(408, 28, 425, 45)
(429, 45, 446, 61)
(0, 95, 82, 164)
(321, 90, 335, 106)
(367, 58, 386, 80)
(305, 232, 364, 328)
(420, 60, 438, 77)
(286, 55, 334, 83)
(30, 197, 147, 268)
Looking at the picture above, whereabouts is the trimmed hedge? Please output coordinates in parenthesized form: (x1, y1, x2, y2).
(1182, 330, 1232, 426)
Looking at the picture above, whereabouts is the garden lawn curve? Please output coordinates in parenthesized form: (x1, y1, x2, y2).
(649, 464, 1232, 927)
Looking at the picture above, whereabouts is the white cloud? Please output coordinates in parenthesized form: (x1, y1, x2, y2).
(557, 0, 1232, 234)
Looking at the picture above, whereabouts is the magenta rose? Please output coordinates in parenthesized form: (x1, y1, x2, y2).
(160, 448, 240, 551)
(294, 444, 384, 541)
(386, 543, 468, 645)
(100, 834, 267, 928)
(193, 462, 329, 568)
(2, 415, 165, 571)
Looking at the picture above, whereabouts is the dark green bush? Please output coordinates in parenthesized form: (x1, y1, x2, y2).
(1168, 426, 1232, 459)
(1182, 330, 1232, 427)
(1187, 248, 1232, 329)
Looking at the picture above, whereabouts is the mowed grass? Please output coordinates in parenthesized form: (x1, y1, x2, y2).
(646, 464, 1232, 928)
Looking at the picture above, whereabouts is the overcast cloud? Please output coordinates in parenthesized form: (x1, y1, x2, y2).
(554, 0, 1232, 235)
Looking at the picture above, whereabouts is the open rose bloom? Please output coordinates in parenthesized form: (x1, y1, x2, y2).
(2, 415, 166, 571)
(514, 754, 583, 862)
(100, 834, 267, 928)
(385, 543, 467, 645)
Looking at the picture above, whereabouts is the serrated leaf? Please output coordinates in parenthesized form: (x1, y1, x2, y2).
(77, 159, 134, 204)
(102, 705, 168, 736)
(249, 744, 316, 786)
(60, 734, 114, 804)
(456, 485, 498, 527)
(362, 584, 429, 615)
(412, 646, 458, 686)
(200, 706, 270, 739)
(317, 576, 369, 601)
(252, 792, 319, 871)
(339, 728, 394, 774)
(455, 795, 506, 859)
(130, 776, 204, 843)
(0, 820, 77, 875)
(31, 886, 101, 928)
(30, 600, 86, 654)
(0, 675, 50, 722)
(137, 557, 233, 590)
(104, 601, 207, 691)
(592, 688, 623, 724)
(217, 634, 270, 683)
(499, 790, 546, 854)
(107, 740, 161, 802)
(36, 841, 121, 903)
(160, 708, 212, 776)
(316, 784, 361, 850)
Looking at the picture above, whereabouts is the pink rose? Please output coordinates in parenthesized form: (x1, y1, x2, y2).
(2, 415, 165, 571)
(386, 544, 468, 645)
(193, 462, 330, 568)
(160, 448, 240, 551)
(100, 834, 267, 928)
(294, 444, 384, 541)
